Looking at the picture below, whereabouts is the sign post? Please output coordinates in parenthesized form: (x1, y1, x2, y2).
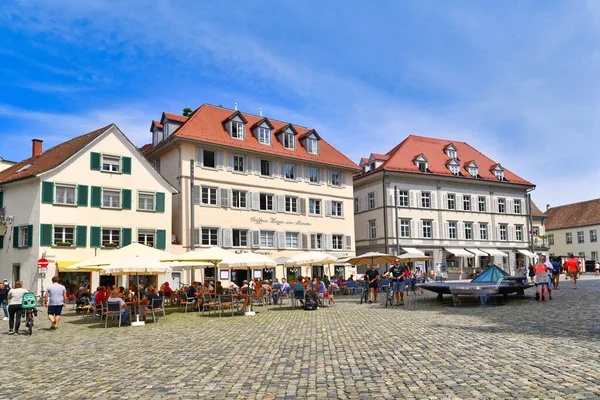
(37, 258, 49, 299)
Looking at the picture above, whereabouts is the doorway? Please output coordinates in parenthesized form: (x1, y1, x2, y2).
(12, 264, 20, 284)
(231, 269, 248, 287)
(171, 272, 182, 291)
(312, 265, 324, 279)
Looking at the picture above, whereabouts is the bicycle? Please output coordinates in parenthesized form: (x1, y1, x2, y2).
(22, 292, 39, 336)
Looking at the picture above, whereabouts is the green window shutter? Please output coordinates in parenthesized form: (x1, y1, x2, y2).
(0, 191, 3, 208)
(90, 152, 101, 171)
(122, 228, 132, 246)
(77, 185, 88, 207)
(0, 235, 4, 249)
(41, 182, 54, 204)
(122, 189, 132, 210)
(122, 157, 132, 174)
(90, 227, 101, 247)
(12, 226, 19, 248)
(40, 224, 53, 247)
(156, 229, 166, 250)
(76, 226, 87, 247)
(91, 186, 102, 208)
(27, 224, 33, 247)
(155, 192, 165, 213)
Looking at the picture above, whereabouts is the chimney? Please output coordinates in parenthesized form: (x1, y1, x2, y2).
(32, 139, 43, 157)
(234, 102, 238, 111)
(259, 107, 263, 117)
(546, 204, 550, 211)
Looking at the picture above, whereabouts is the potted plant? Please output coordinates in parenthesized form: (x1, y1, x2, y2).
(55, 241, 72, 247)
(103, 242, 118, 248)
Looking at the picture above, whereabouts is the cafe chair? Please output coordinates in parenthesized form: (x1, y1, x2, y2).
(105, 302, 124, 328)
(201, 293, 218, 316)
(148, 297, 166, 323)
(179, 293, 196, 313)
(346, 281, 358, 295)
(250, 292, 268, 313)
(218, 294, 235, 317)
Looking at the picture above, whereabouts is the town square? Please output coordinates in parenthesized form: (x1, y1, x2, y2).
(2, 1, 600, 399)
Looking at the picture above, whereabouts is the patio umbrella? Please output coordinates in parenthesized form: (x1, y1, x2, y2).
(397, 253, 432, 262)
(100, 256, 172, 326)
(346, 252, 397, 266)
(65, 243, 177, 271)
(273, 256, 291, 265)
(285, 251, 338, 278)
(218, 253, 276, 316)
(166, 247, 235, 282)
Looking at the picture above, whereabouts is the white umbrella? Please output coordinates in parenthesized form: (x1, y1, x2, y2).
(65, 243, 177, 271)
(397, 253, 432, 262)
(284, 252, 338, 267)
(346, 252, 397, 266)
(273, 256, 291, 265)
(165, 247, 235, 264)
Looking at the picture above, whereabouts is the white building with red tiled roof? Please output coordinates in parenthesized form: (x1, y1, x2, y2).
(0, 156, 16, 172)
(354, 135, 537, 278)
(146, 104, 360, 285)
(0, 125, 175, 293)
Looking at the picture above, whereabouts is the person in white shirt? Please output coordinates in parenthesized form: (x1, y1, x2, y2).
(44, 276, 67, 330)
(541, 255, 554, 300)
(7, 281, 28, 335)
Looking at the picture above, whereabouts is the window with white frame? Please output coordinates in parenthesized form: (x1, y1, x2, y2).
(494, 170, 504, 180)
(233, 229, 248, 247)
(480, 224, 488, 240)
(499, 225, 507, 241)
(422, 221, 432, 238)
(201, 227, 218, 246)
(284, 133, 295, 150)
(578, 251, 585, 257)
(102, 155, 121, 173)
(102, 228, 120, 247)
(102, 189, 121, 208)
(19, 226, 28, 248)
(417, 161, 428, 172)
(577, 231, 584, 243)
(421, 192, 431, 208)
(368, 220, 377, 239)
(260, 231, 274, 248)
(285, 232, 299, 249)
(329, 171, 341, 187)
(447, 194, 456, 210)
(284, 164, 296, 180)
(138, 192, 155, 211)
(447, 149, 457, 159)
(55, 184, 76, 205)
(54, 226, 74, 246)
(368, 192, 376, 209)
(203, 150, 216, 168)
(201, 187, 218, 205)
(231, 121, 244, 139)
(285, 196, 298, 213)
(233, 155, 244, 172)
(259, 127, 271, 145)
(566, 232, 572, 244)
(593, 251, 599, 261)
(548, 234, 554, 245)
(138, 230, 155, 247)
(591, 229, 598, 243)
(310, 233, 322, 250)
(232, 190, 247, 209)
(400, 219, 410, 238)
(259, 193, 274, 211)
(448, 222, 457, 239)
(449, 164, 460, 176)
(332, 234, 344, 250)
(463, 195, 471, 211)
(354, 198, 359, 213)
(497, 199, 506, 213)
(309, 199, 321, 215)
(331, 201, 343, 217)
(478, 197, 486, 212)
(464, 223, 472, 240)
(260, 160, 271, 176)
(307, 138, 318, 154)
(515, 225, 523, 241)
(308, 167, 319, 183)
(398, 190, 409, 207)
(468, 166, 478, 177)
(513, 199, 521, 214)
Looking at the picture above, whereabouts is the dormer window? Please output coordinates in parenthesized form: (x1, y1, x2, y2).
(370, 162, 376, 171)
(445, 144, 457, 159)
(468, 167, 478, 177)
(449, 164, 460, 176)
(259, 127, 271, 145)
(284, 132, 295, 150)
(414, 154, 428, 173)
(307, 138, 318, 154)
(494, 170, 504, 180)
(447, 150, 456, 159)
(232, 122, 245, 140)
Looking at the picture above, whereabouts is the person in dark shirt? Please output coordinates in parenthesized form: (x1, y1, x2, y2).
(140, 286, 161, 321)
(186, 282, 201, 311)
(362, 265, 380, 303)
(384, 261, 406, 306)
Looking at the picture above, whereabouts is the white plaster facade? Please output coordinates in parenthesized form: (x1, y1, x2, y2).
(0, 157, 16, 172)
(546, 225, 600, 262)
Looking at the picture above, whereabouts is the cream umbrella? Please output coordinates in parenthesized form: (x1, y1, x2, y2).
(284, 252, 338, 267)
(65, 243, 177, 272)
(167, 247, 236, 283)
(346, 252, 397, 266)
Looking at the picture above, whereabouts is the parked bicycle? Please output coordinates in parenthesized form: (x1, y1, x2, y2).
(22, 293, 39, 336)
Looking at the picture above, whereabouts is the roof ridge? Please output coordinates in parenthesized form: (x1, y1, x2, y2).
(203, 103, 311, 130)
(547, 197, 600, 210)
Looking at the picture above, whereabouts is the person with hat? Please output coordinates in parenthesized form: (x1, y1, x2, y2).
(384, 260, 406, 306)
(362, 265, 380, 303)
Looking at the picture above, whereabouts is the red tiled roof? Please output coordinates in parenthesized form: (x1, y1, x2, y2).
(150, 120, 163, 131)
(0, 125, 111, 184)
(545, 199, 600, 230)
(151, 104, 359, 170)
(162, 112, 188, 124)
(370, 153, 389, 161)
(359, 157, 369, 165)
(357, 135, 533, 186)
(139, 143, 152, 154)
(530, 201, 546, 218)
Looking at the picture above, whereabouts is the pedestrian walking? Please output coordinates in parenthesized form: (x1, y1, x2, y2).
(541, 255, 554, 300)
(0, 282, 9, 321)
(595, 261, 600, 277)
(7, 281, 28, 334)
(534, 261, 550, 302)
(362, 265, 380, 303)
(550, 257, 561, 290)
(44, 276, 67, 330)
(383, 260, 406, 306)
(566, 255, 579, 289)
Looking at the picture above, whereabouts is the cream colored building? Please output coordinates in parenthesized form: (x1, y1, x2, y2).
(354, 135, 536, 278)
(0, 125, 175, 293)
(0, 156, 16, 172)
(546, 198, 600, 267)
(146, 105, 359, 285)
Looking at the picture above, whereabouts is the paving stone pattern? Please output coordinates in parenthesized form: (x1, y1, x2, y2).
(2, 276, 600, 399)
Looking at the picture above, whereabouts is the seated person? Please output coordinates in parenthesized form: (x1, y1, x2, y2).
(280, 278, 290, 294)
(162, 282, 173, 304)
(75, 287, 91, 310)
(139, 286, 161, 321)
(229, 282, 240, 293)
(186, 282, 201, 311)
(240, 279, 263, 312)
(94, 286, 108, 312)
(271, 278, 282, 305)
(215, 281, 224, 296)
(314, 277, 327, 305)
(107, 291, 130, 326)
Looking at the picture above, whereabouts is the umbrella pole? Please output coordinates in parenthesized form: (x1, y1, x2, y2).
(131, 272, 145, 326)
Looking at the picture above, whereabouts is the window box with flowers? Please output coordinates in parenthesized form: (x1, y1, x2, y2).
(103, 242, 119, 248)
(54, 241, 73, 247)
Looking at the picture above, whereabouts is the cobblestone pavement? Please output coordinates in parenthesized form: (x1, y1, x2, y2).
(2, 275, 600, 399)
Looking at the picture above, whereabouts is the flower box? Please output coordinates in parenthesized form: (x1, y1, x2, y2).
(55, 241, 73, 247)
(103, 242, 119, 248)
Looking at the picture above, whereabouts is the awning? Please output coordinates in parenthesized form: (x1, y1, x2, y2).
(466, 248, 488, 257)
(479, 248, 508, 257)
(444, 248, 474, 257)
(518, 249, 537, 258)
(57, 261, 82, 272)
(401, 247, 425, 256)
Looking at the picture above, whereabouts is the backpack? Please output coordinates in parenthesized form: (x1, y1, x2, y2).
(22, 293, 37, 309)
(304, 297, 318, 311)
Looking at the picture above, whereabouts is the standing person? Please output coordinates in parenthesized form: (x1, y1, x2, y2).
(0, 282, 9, 321)
(534, 261, 550, 301)
(7, 281, 28, 334)
(384, 261, 406, 306)
(44, 276, 67, 330)
(595, 261, 600, 277)
(362, 265, 380, 303)
(541, 255, 554, 300)
(551, 257, 561, 290)
(528, 264, 536, 283)
(415, 266, 425, 295)
(566, 254, 579, 289)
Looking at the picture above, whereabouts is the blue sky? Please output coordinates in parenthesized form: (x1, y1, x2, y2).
(1, 1, 599, 208)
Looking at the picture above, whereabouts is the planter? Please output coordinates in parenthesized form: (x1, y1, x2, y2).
(103, 243, 119, 248)
(55, 242, 73, 247)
